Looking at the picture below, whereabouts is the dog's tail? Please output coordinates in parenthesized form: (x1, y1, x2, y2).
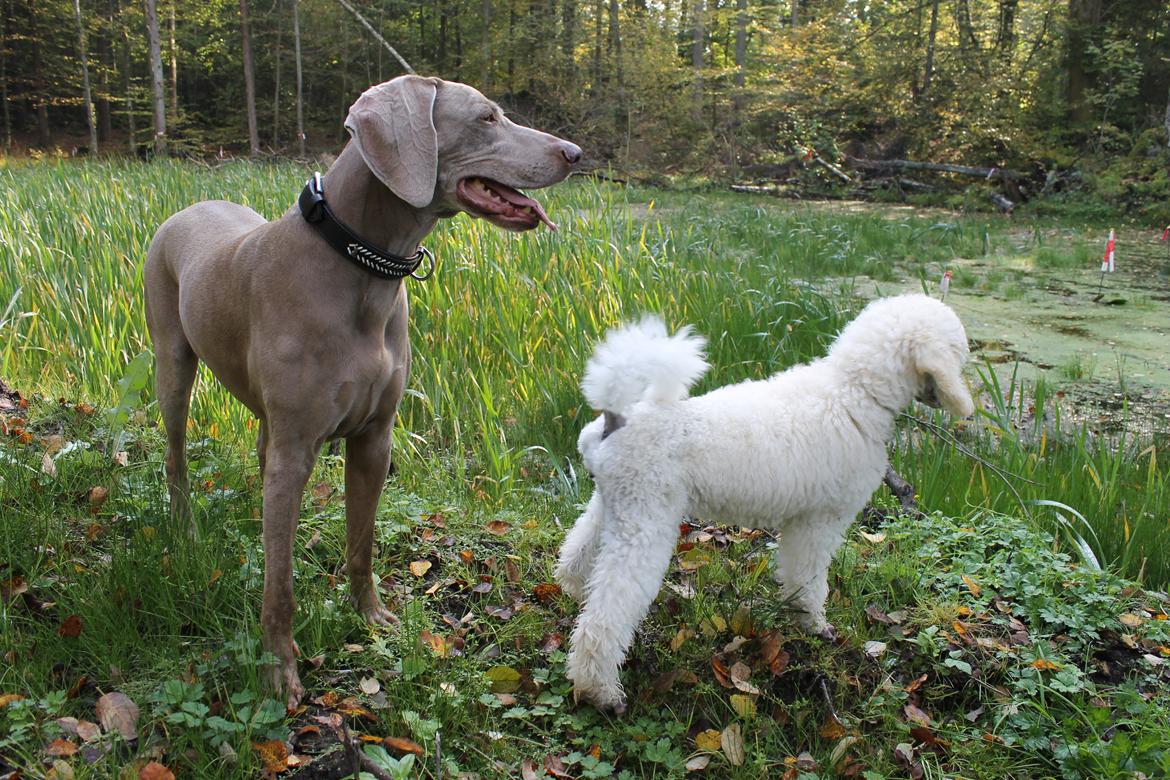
(582, 317, 708, 432)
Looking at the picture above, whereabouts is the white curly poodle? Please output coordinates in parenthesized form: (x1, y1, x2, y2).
(555, 293, 973, 712)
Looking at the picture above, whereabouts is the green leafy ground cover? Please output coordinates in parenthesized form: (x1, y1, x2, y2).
(2, 159, 1169, 778)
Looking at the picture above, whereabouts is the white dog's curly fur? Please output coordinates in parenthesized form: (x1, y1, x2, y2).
(555, 294, 974, 712)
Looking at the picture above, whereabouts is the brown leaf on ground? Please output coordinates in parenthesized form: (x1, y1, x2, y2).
(409, 560, 432, 577)
(0, 693, 25, 707)
(720, 723, 745, 766)
(1, 576, 28, 603)
(86, 486, 109, 514)
(95, 691, 139, 741)
(865, 604, 894, 624)
(544, 754, 571, 778)
(505, 559, 521, 583)
(459, 549, 474, 565)
(383, 736, 425, 756)
(138, 762, 176, 780)
(485, 521, 511, 536)
(253, 739, 289, 774)
(533, 583, 562, 604)
(819, 714, 846, 740)
(45, 737, 78, 757)
(962, 574, 982, 598)
(904, 703, 931, 726)
(1030, 658, 1061, 671)
(729, 662, 759, 694)
(521, 759, 540, 780)
(58, 614, 83, 638)
(539, 633, 564, 653)
(903, 674, 929, 693)
(710, 655, 733, 688)
(909, 724, 950, 755)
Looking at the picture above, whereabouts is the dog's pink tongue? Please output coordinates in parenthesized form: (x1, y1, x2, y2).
(529, 200, 558, 232)
(489, 179, 558, 231)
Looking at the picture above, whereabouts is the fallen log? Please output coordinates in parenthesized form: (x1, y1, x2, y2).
(845, 155, 1024, 181)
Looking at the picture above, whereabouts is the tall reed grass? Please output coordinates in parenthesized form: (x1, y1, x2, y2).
(2, 158, 1166, 583)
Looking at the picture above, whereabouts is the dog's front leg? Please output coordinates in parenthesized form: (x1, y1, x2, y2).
(344, 424, 397, 625)
(566, 498, 680, 714)
(555, 492, 604, 602)
(260, 435, 318, 710)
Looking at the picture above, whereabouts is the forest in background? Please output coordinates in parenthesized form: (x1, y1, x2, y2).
(6, 0, 1170, 214)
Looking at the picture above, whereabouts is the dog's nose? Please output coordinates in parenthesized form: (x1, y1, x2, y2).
(560, 142, 582, 165)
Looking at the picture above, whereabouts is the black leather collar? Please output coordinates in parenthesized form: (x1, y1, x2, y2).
(298, 172, 434, 280)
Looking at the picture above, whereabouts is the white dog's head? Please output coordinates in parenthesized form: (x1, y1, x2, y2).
(829, 294, 974, 419)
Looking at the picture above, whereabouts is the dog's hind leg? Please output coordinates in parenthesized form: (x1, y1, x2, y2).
(144, 256, 198, 526)
(772, 518, 848, 640)
(344, 422, 397, 626)
(566, 495, 681, 713)
(555, 492, 604, 602)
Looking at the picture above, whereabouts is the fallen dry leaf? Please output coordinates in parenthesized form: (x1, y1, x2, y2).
(671, 626, 695, 652)
(694, 729, 722, 751)
(44, 738, 78, 757)
(95, 691, 139, 741)
(383, 736, 425, 756)
(710, 655, 733, 689)
(859, 530, 886, 544)
(533, 583, 562, 604)
(685, 754, 711, 772)
(505, 559, 521, 583)
(58, 614, 83, 638)
(485, 520, 511, 536)
(253, 739, 289, 773)
(864, 640, 887, 658)
(904, 703, 931, 726)
(820, 714, 846, 740)
(544, 753, 571, 778)
(359, 676, 380, 695)
(485, 665, 521, 693)
(521, 759, 539, 780)
(86, 486, 109, 514)
(729, 662, 759, 694)
(1120, 613, 1143, 629)
(729, 694, 757, 718)
(721, 723, 745, 766)
(1030, 658, 1061, 671)
(0, 693, 25, 707)
(138, 762, 176, 780)
(409, 560, 432, 577)
(962, 574, 982, 598)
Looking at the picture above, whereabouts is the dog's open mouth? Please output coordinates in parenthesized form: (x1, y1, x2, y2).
(455, 177, 557, 232)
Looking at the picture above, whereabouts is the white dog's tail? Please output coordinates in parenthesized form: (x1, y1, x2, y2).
(582, 317, 708, 431)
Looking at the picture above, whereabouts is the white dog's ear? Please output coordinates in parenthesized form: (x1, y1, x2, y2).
(917, 342, 975, 418)
(345, 75, 439, 208)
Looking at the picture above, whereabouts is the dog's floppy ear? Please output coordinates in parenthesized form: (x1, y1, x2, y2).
(344, 75, 439, 209)
(916, 341, 975, 418)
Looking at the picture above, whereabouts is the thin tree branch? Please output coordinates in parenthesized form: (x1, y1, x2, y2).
(336, 0, 415, 75)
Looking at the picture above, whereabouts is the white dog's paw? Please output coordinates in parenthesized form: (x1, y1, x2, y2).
(566, 651, 626, 713)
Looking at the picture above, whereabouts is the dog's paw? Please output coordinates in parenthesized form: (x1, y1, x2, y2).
(573, 684, 626, 715)
(265, 640, 305, 712)
(817, 624, 839, 643)
(351, 583, 400, 628)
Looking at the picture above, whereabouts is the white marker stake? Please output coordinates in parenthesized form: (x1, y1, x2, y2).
(939, 269, 952, 302)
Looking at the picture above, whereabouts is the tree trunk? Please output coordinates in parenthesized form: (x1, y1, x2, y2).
(1165, 85, 1170, 149)
(144, 0, 167, 155)
(119, 0, 137, 152)
(73, 0, 99, 153)
(272, 0, 281, 150)
(790, 0, 797, 27)
(168, 1, 177, 121)
(96, 0, 114, 143)
(607, 0, 622, 91)
(922, 0, 939, 97)
(239, 0, 260, 155)
(31, 0, 51, 147)
(561, 0, 575, 83)
(691, 0, 704, 122)
(996, 0, 1017, 53)
(293, 0, 304, 156)
(480, 0, 491, 88)
(734, 0, 746, 95)
(335, 0, 415, 75)
(1065, 0, 1101, 124)
(591, 0, 601, 89)
(0, 0, 10, 150)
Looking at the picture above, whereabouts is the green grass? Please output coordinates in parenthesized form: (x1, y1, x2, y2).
(2, 158, 1169, 778)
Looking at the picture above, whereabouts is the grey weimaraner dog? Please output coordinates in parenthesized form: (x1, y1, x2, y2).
(144, 75, 580, 707)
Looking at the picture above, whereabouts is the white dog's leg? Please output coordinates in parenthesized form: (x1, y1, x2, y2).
(772, 519, 847, 640)
(555, 493, 604, 602)
(566, 495, 680, 713)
